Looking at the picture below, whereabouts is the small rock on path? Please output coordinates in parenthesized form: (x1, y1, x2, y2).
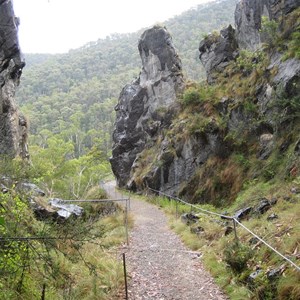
(104, 181, 228, 300)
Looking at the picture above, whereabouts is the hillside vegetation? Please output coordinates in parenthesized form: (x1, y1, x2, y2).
(129, 7, 300, 300)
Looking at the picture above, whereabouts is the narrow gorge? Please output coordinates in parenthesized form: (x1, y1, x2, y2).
(111, 0, 300, 206)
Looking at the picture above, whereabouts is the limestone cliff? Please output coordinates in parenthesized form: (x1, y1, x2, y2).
(110, 26, 184, 188)
(0, 0, 28, 159)
(111, 0, 300, 204)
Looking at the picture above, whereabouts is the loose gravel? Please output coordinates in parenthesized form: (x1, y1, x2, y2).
(104, 181, 228, 300)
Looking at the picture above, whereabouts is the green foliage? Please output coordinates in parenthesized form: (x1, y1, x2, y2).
(0, 193, 31, 277)
(143, 174, 300, 299)
(224, 242, 253, 273)
(0, 187, 126, 299)
(181, 84, 217, 107)
(181, 87, 202, 106)
(284, 26, 300, 59)
(260, 16, 280, 48)
(29, 140, 111, 199)
(278, 272, 300, 300)
(232, 153, 250, 169)
(236, 49, 267, 73)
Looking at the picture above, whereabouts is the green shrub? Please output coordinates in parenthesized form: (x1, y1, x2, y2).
(181, 87, 202, 106)
(260, 16, 280, 48)
(224, 242, 253, 273)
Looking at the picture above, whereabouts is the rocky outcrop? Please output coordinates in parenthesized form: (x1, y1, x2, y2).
(133, 120, 230, 195)
(235, 0, 300, 50)
(111, 0, 300, 203)
(110, 26, 184, 187)
(0, 0, 28, 159)
(199, 25, 238, 84)
(200, 0, 300, 82)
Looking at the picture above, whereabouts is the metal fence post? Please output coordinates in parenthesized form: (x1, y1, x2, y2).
(123, 253, 128, 300)
(128, 193, 131, 211)
(233, 218, 238, 242)
(41, 283, 46, 300)
(125, 199, 129, 246)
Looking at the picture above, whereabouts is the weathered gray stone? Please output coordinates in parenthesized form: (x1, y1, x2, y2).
(110, 26, 184, 188)
(257, 133, 274, 160)
(0, 0, 28, 159)
(248, 269, 263, 283)
(234, 206, 252, 221)
(49, 198, 83, 219)
(254, 198, 272, 214)
(267, 213, 278, 221)
(235, 0, 300, 50)
(17, 182, 46, 197)
(0, 183, 8, 193)
(267, 264, 286, 279)
(190, 225, 205, 235)
(181, 212, 199, 225)
(199, 25, 238, 83)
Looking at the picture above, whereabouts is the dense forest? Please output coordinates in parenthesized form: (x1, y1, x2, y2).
(15, 0, 237, 197)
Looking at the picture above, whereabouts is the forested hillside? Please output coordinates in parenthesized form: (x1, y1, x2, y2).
(15, 0, 237, 197)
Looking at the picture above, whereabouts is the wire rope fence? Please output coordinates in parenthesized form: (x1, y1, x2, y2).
(0, 195, 131, 299)
(147, 187, 300, 272)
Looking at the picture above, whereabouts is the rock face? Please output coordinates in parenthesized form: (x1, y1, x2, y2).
(199, 25, 238, 83)
(110, 26, 184, 187)
(235, 0, 300, 50)
(200, 0, 300, 82)
(111, 0, 300, 203)
(136, 120, 230, 195)
(0, 0, 28, 159)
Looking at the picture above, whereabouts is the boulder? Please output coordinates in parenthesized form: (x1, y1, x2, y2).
(254, 198, 273, 214)
(267, 264, 286, 280)
(0, 183, 8, 193)
(257, 133, 274, 160)
(190, 225, 205, 235)
(49, 198, 83, 219)
(248, 269, 263, 282)
(181, 212, 199, 225)
(234, 206, 252, 221)
(17, 182, 46, 197)
(267, 213, 278, 221)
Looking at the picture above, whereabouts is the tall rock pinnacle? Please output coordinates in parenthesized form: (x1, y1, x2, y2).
(110, 25, 184, 188)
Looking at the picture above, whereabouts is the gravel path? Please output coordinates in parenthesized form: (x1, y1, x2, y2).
(104, 181, 228, 300)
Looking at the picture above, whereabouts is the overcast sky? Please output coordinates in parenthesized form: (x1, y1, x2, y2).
(13, 0, 213, 54)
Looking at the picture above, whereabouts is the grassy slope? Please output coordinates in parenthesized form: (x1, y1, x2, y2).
(0, 186, 130, 299)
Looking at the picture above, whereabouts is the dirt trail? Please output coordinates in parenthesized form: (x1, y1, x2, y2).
(104, 181, 228, 300)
